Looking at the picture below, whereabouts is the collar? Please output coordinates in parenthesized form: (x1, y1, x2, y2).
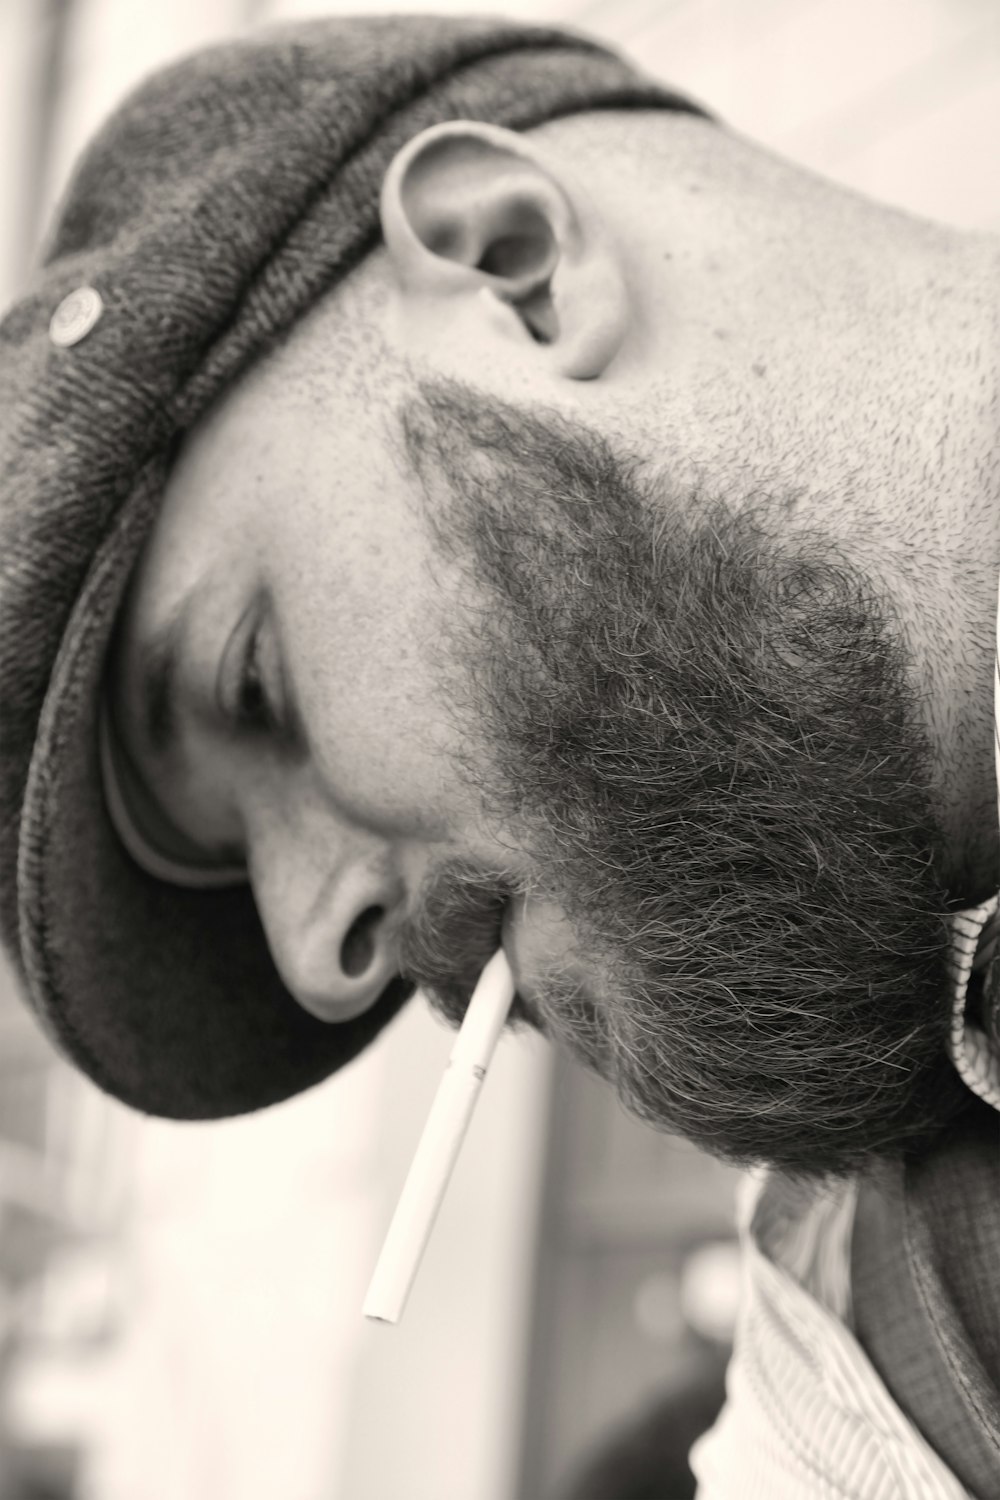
(947, 569, 1000, 1111)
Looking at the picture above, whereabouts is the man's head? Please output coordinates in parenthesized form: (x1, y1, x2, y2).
(4, 18, 998, 1171)
(107, 101, 1000, 1176)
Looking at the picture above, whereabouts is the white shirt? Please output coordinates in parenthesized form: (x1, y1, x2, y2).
(690, 579, 1000, 1500)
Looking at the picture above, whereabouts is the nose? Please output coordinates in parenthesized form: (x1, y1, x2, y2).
(251, 844, 407, 1025)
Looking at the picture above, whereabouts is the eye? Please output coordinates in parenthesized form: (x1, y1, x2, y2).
(217, 592, 289, 742)
(235, 620, 277, 734)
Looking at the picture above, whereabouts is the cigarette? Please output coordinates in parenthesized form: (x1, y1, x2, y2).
(363, 947, 515, 1325)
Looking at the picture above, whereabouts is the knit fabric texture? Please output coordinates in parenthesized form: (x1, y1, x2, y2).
(0, 14, 707, 1119)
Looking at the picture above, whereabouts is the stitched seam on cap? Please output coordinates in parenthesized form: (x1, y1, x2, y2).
(17, 466, 166, 1109)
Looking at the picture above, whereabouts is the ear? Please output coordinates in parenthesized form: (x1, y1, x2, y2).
(379, 120, 631, 381)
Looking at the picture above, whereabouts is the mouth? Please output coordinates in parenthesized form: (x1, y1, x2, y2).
(499, 898, 521, 976)
(499, 896, 534, 1002)
(499, 897, 551, 1033)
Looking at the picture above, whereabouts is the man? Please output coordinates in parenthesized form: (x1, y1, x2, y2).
(1, 14, 997, 1498)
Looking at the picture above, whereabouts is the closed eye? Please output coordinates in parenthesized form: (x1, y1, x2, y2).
(235, 617, 278, 733)
(217, 594, 283, 738)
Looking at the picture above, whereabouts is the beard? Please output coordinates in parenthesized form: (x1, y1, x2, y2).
(391, 373, 976, 1182)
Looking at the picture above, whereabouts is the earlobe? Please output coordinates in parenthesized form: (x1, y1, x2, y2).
(380, 120, 630, 381)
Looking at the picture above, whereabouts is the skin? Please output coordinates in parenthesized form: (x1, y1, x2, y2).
(108, 109, 1000, 1178)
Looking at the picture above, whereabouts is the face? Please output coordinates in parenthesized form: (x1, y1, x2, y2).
(110, 339, 974, 1180)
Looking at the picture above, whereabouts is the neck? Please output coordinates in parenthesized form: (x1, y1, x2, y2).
(861, 231, 1000, 903)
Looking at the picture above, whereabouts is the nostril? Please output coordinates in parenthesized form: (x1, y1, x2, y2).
(340, 905, 385, 978)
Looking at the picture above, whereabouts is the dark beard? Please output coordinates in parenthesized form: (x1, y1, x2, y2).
(392, 374, 976, 1181)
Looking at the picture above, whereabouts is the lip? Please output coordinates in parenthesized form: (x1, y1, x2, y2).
(499, 895, 528, 990)
(499, 892, 573, 1003)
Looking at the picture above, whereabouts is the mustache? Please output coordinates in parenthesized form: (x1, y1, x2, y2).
(395, 858, 520, 1026)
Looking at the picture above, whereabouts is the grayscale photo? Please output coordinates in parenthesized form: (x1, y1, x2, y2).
(0, 1, 997, 1496)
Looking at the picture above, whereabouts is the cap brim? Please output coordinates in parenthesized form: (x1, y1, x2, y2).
(16, 454, 413, 1119)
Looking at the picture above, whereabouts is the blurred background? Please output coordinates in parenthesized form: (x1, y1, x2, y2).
(0, 1, 997, 1496)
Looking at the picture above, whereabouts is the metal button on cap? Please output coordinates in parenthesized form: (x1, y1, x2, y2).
(49, 287, 104, 347)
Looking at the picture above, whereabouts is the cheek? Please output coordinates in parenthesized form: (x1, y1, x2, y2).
(279, 522, 460, 727)
(281, 602, 464, 842)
